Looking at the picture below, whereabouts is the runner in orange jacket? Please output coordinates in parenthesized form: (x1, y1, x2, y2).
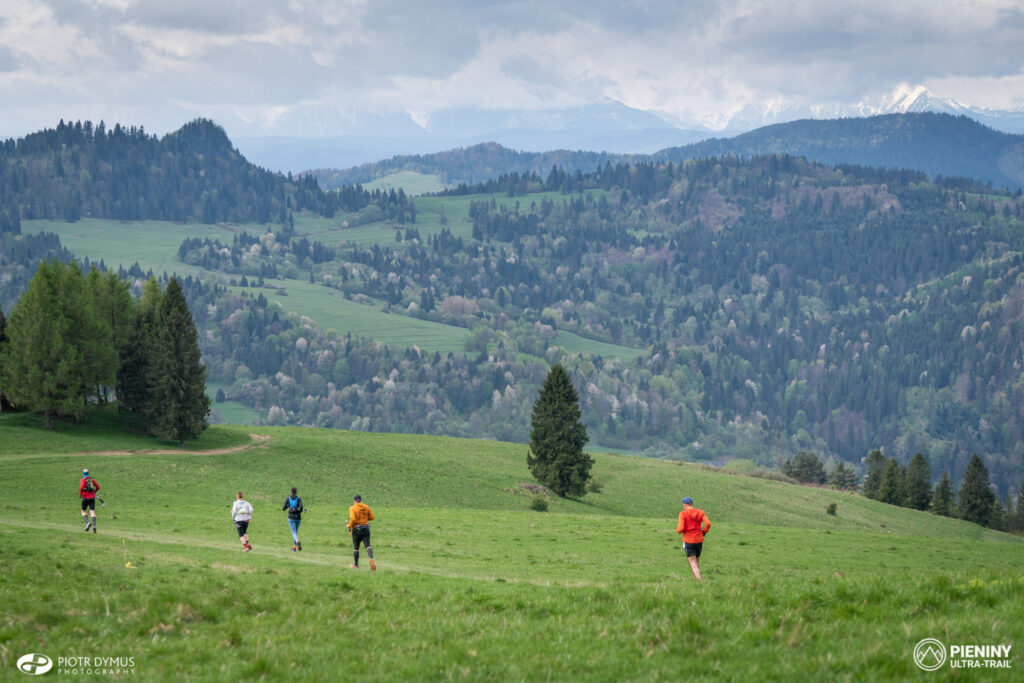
(676, 496, 711, 580)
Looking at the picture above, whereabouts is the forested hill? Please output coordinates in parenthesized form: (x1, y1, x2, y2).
(310, 142, 627, 190)
(178, 157, 1024, 495)
(310, 113, 1024, 192)
(0, 119, 337, 224)
(655, 113, 1024, 192)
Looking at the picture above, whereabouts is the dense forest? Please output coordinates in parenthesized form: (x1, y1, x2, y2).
(0, 119, 337, 224)
(310, 113, 1024, 192)
(4, 121, 1024, 498)
(184, 156, 1024, 494)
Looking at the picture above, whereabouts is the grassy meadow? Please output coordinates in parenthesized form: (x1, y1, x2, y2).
(21, 195, 648, 362)
(1, 409, 1022, 680)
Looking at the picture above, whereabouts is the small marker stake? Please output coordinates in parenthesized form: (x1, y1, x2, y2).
(122, 538, 136, 569)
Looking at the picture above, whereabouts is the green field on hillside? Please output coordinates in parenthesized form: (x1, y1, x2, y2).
(2, 410, 1021, 679)
(363, 171, 446, 195)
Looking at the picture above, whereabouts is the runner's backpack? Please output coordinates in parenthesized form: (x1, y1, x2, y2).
(289, 496, 301, 511)
(83, 477, 95, 493)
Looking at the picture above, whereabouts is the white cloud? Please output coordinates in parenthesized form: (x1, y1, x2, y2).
(0, 0, 1021, 138)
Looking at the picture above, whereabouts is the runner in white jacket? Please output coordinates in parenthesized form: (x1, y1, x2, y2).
(232, 492, 254, 551)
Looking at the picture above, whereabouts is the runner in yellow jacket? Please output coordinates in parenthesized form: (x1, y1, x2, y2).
(347, 494, 376, 570)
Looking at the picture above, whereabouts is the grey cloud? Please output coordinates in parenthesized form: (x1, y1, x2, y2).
(0, 45, 18, 72)
(128, 0, 278, 34)
(500, 54, 567, 87)
(173, 40, 330, 105)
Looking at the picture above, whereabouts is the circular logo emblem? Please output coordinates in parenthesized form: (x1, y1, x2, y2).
(914, 638, 947, 671)
(16, 653, 53, 676)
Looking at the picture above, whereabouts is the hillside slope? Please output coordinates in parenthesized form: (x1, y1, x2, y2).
(3, 413, 1015, 543)
(3, 416, 1022, 679)
(311, 113, 1024, 191)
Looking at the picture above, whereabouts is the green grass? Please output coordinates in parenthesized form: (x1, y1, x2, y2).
(363, 171, 446, 196)
(229, 279, 471, 354)
(552, 329, 647, 359)
(23, 218, 256, 277)
(1, 411, 1022, 679)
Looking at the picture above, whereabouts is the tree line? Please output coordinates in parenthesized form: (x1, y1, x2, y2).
(0, 261, 209, 444)
(782, 449, 1023, 531)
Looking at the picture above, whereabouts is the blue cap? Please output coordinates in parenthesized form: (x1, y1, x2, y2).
(682, 497, 693, 505)
(353, 494, 362, 502)
(83, 469, 89, 476)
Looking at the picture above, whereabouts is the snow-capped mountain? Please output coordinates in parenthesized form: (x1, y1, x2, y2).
(715, 85, 1024, 134)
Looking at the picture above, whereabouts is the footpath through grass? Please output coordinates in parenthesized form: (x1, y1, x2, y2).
(1, 414, 1022, 679)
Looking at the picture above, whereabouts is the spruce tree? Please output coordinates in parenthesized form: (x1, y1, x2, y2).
(904, 453, 933, 510)
(147, 278, 210, 445)
(118, 277, 160, 416)
(527, 363, 592, 498)
(87, 269, 136, 403)
(878, 458, 905, 506)
(1, 261, 84, 427)
(958, 454, 995, 526)
(862, 449, 886, 499)
(931, 471, 955, 517)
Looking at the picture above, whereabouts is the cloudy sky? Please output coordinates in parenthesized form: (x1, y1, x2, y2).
(2, 0, 1023, 139)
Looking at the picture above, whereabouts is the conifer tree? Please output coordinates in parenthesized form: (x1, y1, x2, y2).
(527, 363, 592, 497)
(87, 269, 136, 403)
(904, 452, 932, 510)
(118, 277, 160, 416)
(878, 458, 905, 506)
(1, 261, 84, 426)
(958, 454, 995, 526)
(862, 449, 886, 499)
(782, 451, 827, 484)
(931, 471, 955, 517)
(147, 278, 210, 445)
(828, 462, 858, 490)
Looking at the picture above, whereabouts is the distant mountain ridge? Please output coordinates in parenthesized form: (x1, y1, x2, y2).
(309, 113, 1024, 192)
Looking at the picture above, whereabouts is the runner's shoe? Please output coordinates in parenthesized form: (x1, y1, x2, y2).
(297, 542, 302, 551)
(349, 564, 359, 569)
(369, 559, 376, 571)
(292, 545, 297, 552)
(84, 519, 92, 531)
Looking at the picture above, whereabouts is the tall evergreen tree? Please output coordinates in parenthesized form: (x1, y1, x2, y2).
(78, 266, 119, 404)
(904, 453, 933, 510)
(862, 449, 886, 500)
(958, 454, 996, 526)
(931, 471, 955, 517)
(878, 458, 905, 506)
(87, 269, 136, 403)
(118, 277, 161, 416)
(527, 363, 592, 498)
(147, 278, 210, 445)
(0, 261, 84, 427)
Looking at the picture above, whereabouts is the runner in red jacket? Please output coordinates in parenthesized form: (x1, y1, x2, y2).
(80, 469, 100, 534)
(676, 496, 711, 580)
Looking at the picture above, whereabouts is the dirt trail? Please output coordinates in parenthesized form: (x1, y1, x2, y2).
(0, 433, 272, 461)
(89, 433, 272, 456)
